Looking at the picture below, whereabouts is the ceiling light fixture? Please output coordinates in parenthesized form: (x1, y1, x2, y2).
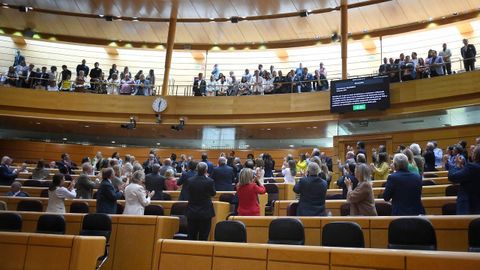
(99, 14, 104, 18)
(62, 138, 68, 141)
(230, 16, 239, 23)
(289, 144, 295, 148)
(132, 17, 139, 21)
(111, 141, 116, 144)
(299, 10, 309, 17)
(35, 122, 41, 125)
(266, 128, 271, 131)
(84, 125, 89, 128)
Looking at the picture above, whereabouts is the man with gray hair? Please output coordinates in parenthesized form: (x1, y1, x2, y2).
(159, 158, 174, 176)
(383, 153, 425, 216)
(409, 143, 425, 175)
(0, 156, 25, 186)
(75, 162, 98, 199)
(211, 156, 235, 191)
(185, 161, 216, 240)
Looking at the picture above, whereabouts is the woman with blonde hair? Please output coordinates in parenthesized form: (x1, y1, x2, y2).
(164, 169, 178, 190)
(403, 148, 419, 174)
(345, 163, 377, 216)
(123, 170, 154, 215)
(236, 168, 266, 216)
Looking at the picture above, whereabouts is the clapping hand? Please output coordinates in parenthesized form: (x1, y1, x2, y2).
(148, 190, 155, 198)
(455, 155, 465, 168)
(345, 177, 352, 189)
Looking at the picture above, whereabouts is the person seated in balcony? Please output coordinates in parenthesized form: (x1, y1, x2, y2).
(227, 74, 239, 96)
(378, 57, 390, 75)
(313, 69, 329, 91)
(89, 62, 102, 91)
(107, 73, 120, 94)
(5, 181, 29, 197)
(59, 65, 71, 89)
(296, 67, 313, 93)
(76, 59, 89, 77)
(250, 69, 264, 95)
(6, 66, 17, 87)
(388, 58, 400, 82)
(273, 70, 285, 94)
(284, 70, 295, 93)
(74, 70, 86, 92)
(416, 57, 430, 79)
(134, 74, 150, 96)
(242, 69, 252, 82)
(38, 66, 50, 89)
(134, 70, 143, 81)
(427, 50, 445, 77)
(206, 75, 218, 96)
(120, 66, 132, 80)
(401, 55, 416, 81)
(47, 78, 59, 91)
(263, 72, 274, 94)
(217, 75, 228, 96)
(237, 76, 250, 96)
(119, 74, 134, 95)
(193, 73, 207, 96)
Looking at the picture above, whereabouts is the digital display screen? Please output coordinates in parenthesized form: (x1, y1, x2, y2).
(330, 76, 390, 113)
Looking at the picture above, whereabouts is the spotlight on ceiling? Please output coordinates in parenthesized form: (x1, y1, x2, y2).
(331, 32, 341, 42)
(299, 10, 309, 17)
(230, 17, 239, 23)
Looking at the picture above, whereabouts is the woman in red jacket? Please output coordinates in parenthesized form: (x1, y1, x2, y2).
(236, 168, 266, 216)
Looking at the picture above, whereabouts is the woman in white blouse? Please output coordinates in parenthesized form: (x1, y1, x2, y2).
(123, 170, 155, 215)
(282, 159, 297, 184)
(46, 173, 76, 213)
(206, 75, 218, 96)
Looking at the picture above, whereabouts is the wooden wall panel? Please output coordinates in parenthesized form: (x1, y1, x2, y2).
(0, 139, 332, 166)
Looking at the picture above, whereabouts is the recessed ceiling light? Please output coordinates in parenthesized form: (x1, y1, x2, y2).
(428, 17, 433, 21)
(99, 14, 104, 18)
(84, 125, 89, 128)
(156, 142, 160, 145)
(266, 128, 271, 131)
(363, 29, 368, 33)
(132, 17, 139, 21)
(312, 126, 318, 129)
(121, 144, 127, 148)
(62, 138, 67, 141)
(289, 144, 295, 148)
(111, 141, 116, 144)
(35, 122, 41, 125)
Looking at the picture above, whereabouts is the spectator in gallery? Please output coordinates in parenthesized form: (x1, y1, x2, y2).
(146, 69, 155, 95)
(6, 66, 17, 86)
(38, 66, 50, 89)
(193, 73, 207, 96)
(108, 64, 119, 80)
(416, 57, 430, 79)
(295, 63, 303, 76)
(48, 66, 58, 83)
(134, 70, 143, 81)
(461, 38, 476, 71)
(76, 59, 89, 77)
(250, 69, 264, 95)
(120, 74, 134, 95)
(319, 62, 327, 78)
(217, 75, 228, 96)
(89, 62, 102, 91)
(206, 75, 217, 96)
(211, 64, 220, 80)
(5, 181, 29, 197)
(107, 73, 120, 94)
(134, 74, 149, 96)
(258, 64, 264, 74)
(439, 43, 452, 75)
(296, 67, 313, 93)
(402, 55, 416, 81)
(13, 50, 25, 66)
(237, 76, 250, 96)
(379, 57, 390, 75)
(120, 66, 132, 80)
(263, 72, 274, 94)
(74, 70, 86, 92)
(243, 69, 252, 82)
(427, 50, 445, 77)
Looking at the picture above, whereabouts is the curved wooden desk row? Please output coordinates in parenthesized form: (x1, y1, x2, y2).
(152, 239, 480, 270)
(0, 232, 105, 270)
(0, 211, 179, 270)
(18, 172, 99, 180)
(228, 215, 480, 252)
(273, 197, 458, 216)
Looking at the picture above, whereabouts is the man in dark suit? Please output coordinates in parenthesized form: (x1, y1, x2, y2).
(320, 152, 333, 172)
(96, 168, 124, 214)
(336, 162, 358, 199)
(185, 162, 216, 240)
(201, 153, 214, 175)
(383, 153, 425, 216)
(0, 156, 25, 186)
(57, 153, 75, 175)
(145, 164, 165, 200)
(461, 38, 476, 71)
(177, 161, 197, 201)
(13, 50, 25, 67)
(193, 73, 207, 96)
(211, 157, 235, 191)
(76, 59, 89, 77)
(143, 154, 159, 175)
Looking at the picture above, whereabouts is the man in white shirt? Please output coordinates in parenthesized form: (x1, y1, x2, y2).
(243, 69, 252, 82)
(249, 70, 264, 95)
(433, 141, 443, 168)
(439, 43, 452, 75)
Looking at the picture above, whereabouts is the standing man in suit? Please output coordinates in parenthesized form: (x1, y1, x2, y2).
(57, 153, 75, 175)
(461, 38, 476, 71)
(13, 50, 25, 67)
(211, 157, 235, 191)
(185, 162, 216, 240)
(76, 59, 89, 77)
(200, 153, 214, 175)
(177, 160, 197, 201)
(383, 153, 425, 216)
(145, 164, 165, 200)
(193, 73, 207, 96)
(143, 154, 159, 175)
(0, 156, 26, 186)
(96, 168, 124, 214)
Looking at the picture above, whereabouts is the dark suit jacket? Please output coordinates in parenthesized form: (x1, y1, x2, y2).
(293, 175, 328, 216)
(57, 160, 74, 175)
(14, 55, 25, 66)
(383, 170, 425, 215)
(96, 179, 123, 214)
(202, 160, 214, 175)
(193, 79, 206, 96)
(177, 170, 196, 201)
(448, 162, 480, 214)
(211, 164, 235, 191)
(185, 175, 216, 219)
(145, 173, 165, 200)
(0, 164, 17, 186)
(337, 174, 359, 199)
(76, 64, 89, 76)
(423, 150, 436, 172)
